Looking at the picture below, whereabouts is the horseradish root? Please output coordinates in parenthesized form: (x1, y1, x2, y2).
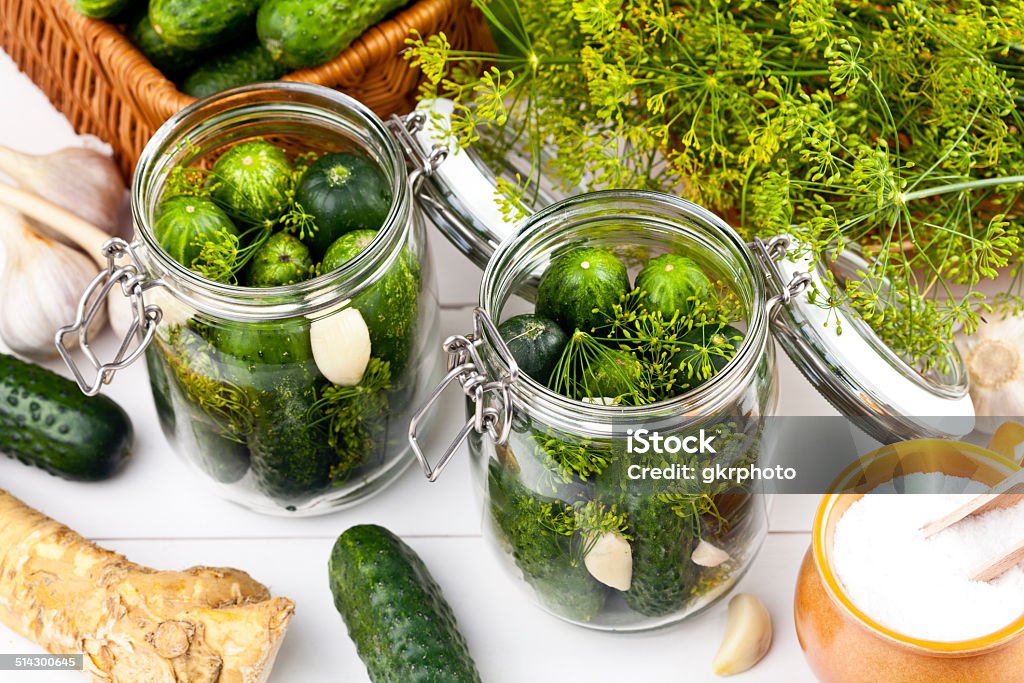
(712, 593, 773, 676)
(0, 489, 293, 682)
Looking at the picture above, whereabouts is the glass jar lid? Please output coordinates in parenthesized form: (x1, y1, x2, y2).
(406, 99, 975, 445)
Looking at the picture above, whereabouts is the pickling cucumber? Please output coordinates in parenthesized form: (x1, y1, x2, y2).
(295, 152, 393, 259)
(329, 524, 483, 683)
(498, 314, 568, 384)
(129, 13, 203, 76)
(209, 140, 294, 226)
(213, 318, 315, 391)
(69, 0, 134, 19)
(634, 253, 711, 321)
(257, 0, 410, 69)
(154, 195, 239, 273)
(623, 496, 700, 616)
(536, 246, 629, 335)
(246, 231, 313, 287)
(182, 43, 289, 98)
(0, 354, 132, 481)
(672, 323, 744, 388)
(149, 0, 259, 50)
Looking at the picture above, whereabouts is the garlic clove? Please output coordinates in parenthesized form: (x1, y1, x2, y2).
(0, 144, 128, 242)
(955, 315, 1024, 432)
(712, 593, 773, 677)
(310, 306, 371, 386)
(0, 207, 105, 359)
(583, 531, 633, 591)
(692, 539, 732, 568)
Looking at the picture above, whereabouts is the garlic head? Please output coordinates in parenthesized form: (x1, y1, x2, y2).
(955, 315, 1024, 428)
(0, 207, 105, 359)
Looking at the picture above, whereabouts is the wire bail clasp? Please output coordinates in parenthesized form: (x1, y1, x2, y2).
(408, 307, 519, 482)
(55, 238, 163, 396)
(387, 110, 449, 192)
(750, 235, 812, 318)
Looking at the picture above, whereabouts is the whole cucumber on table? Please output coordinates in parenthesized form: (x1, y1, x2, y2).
(183, 44, 290, 99)
(149, 0, 259, 51)
(329, 524, 482, 683)
(0, 353, 132, 481)
(257, 0, 410, 69)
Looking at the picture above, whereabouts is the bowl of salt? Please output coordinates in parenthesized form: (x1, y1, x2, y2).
(795, 439, 1024, 683)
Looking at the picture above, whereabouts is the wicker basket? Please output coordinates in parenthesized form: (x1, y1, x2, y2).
(0, 0, 491, 179)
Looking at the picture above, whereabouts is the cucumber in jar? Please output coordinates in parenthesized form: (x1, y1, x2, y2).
(672, 323, 744, 389)
(321, 229, 419, 376)
(536, 246, 629, 335)
(246, 231, 314, 287)
(622, 495, 700, 616)
(634, 253, 711, 321)
(212, 318, 315, 392)
(154, 196, 239, 276)
(487, 461, 607, 622)
(208, 140, 294, 226)
(295, 152, 393, 259)
(497, 314, 568, 384)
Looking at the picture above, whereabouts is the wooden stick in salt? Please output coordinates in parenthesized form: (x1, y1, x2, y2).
(971, 540, 1024, 583)
(920, 469, 1024, 539)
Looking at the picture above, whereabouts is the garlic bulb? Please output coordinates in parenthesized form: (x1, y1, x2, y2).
(0, 144, 129, 242)
(955, 315, 1024, 431)
(0, 207, 105, 359)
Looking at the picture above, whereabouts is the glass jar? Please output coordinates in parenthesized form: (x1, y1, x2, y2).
(58, 84, 442, 515)
(410, 188, 978, 631)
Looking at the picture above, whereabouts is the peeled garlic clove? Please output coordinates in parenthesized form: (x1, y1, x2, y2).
(310, 306, 371, 385)
(955, 316, 1024, 432)
(0, 208, 105, 359)
(0, 144, 128, 241)
(583, 531, 633, 591)
(712, 593, 773, 677)
(692, 539, 731, 568)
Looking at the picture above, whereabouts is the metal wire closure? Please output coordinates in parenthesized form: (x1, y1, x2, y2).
(55, 238, 163, 396)
(750, 235, 812, 318)
(408, 307, 519, 482)
(387, 110, 449, 192)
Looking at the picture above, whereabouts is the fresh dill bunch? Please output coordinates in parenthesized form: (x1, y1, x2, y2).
(308, 358, 392, 481)
(281, 202, 319, 242)
(191, 224, 272, 285)
(162, 167, 212, 201)
(407, 0, 1024, 366)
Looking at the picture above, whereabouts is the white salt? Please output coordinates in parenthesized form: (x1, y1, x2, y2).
(832, 473, 1024, 642)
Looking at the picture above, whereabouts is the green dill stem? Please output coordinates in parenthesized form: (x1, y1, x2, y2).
(901, 176, 1024, 203)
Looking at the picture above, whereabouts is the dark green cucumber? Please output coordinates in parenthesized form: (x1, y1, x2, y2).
(488, 460, 607, 622)
(212, 318, 315, 391)
(672, 323, 744, 389)
(623, 496, 700, 616)
(149, 0, 259, 50)
(0, 354, 132, 481)
(634, 253, 711, 321)
(190, 421, 251, 484)
(69, 0, 134, 19)
(579, 348, 642, 399)
(209, 140, 294, 225)
(154, 195, 239, 273)
(257, 0, 409, 69)
(536, 246, 629, 335)
(129, 13, 203, 76)
(321, 229, 420, 376)
(248, 376, 332, 500)
(329, 524, 483, 683)
(295, 152, 393, 259)
(498, 314, 568, 384)
(246, 231, 313, 287)
(182, 43, 289, 98)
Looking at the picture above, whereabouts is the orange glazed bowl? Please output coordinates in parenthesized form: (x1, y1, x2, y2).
(794, 440, 1024, 683)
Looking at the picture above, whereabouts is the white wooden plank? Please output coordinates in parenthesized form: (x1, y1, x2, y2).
(0, 533, 815, 683)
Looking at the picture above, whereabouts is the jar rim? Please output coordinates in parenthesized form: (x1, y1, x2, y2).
(131, 82, 410, 320)
(812, 439, 1024, 654)
(477, 189, 770, 430)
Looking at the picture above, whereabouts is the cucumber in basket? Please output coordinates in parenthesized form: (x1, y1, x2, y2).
(257, 0, 411, 69)
(182, 43, 289, 99)
(329, 525, 483, 683)
(149, 0, 260, 51)
(69, 0, 135, 19)
(0, 353, 132, 481)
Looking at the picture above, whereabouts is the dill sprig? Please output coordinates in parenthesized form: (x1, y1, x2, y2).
(407, 0, 1024, 367)
(307, 358, 392, 481)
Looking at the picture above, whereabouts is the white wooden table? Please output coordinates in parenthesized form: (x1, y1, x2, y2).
(0, 50, 832, 682)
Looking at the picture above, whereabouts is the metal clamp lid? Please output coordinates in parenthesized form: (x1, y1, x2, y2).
(56, 239, 163, 395)
(408, 307, 518, 482)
